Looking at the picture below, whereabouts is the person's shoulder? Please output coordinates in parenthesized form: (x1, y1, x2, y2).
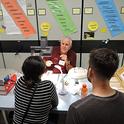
(41, 80, 54, 86)
(68, 49, 76, 55)
(52, 46, 60, 54)
(118, 90, 124, 97)
(41, 80, 52, 83)
(16, 76, 26, 89)
(70, 94, 94, 109)
(40, 80, 56, 90)
(17, 76, 25, 84)
(53, 46, 60, 50)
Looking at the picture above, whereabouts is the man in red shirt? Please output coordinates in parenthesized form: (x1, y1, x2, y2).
(45, 37, 76, 73)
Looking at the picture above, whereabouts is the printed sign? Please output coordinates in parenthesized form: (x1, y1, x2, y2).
(1, 0, 36, 38)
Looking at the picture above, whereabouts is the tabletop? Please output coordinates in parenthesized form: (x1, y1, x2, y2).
(0, 69, 92, 111)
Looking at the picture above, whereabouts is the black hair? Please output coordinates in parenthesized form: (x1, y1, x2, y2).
(22, 56, 46, 88)
(89, 48, 119, 80)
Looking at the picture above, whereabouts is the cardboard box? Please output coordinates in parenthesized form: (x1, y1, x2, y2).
(115, 66, 124, 88)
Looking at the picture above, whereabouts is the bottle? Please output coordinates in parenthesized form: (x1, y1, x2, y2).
(81, 83, 88, 96)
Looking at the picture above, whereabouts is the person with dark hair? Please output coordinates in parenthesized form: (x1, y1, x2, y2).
(44, 37, 76, 73)
(66, 48, 124, 124)
(13, 56, 58, 124)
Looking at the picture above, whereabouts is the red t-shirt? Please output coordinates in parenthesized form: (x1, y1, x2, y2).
(51, 46, 76, 73)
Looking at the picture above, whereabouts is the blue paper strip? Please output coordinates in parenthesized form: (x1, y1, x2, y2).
(96, 0, 124, 37)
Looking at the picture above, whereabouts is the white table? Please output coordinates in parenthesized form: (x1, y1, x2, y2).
(0, 69, 18, 124)
(0, 69, 92, 124)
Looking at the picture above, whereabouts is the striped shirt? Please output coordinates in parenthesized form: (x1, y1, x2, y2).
(13, 76, 58, 124)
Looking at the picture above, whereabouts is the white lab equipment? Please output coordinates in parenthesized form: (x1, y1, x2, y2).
(54, 65, 67, 95)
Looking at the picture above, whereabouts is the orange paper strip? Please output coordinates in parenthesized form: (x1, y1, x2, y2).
(1, 0, 36, 38)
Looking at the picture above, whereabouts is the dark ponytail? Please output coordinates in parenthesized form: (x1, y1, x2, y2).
(22, 56, 46, 89)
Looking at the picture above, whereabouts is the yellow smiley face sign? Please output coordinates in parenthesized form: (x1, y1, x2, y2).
(40, 22, 51, 32)
(88, 21, 98, 31)
(40, 22, 52, 36)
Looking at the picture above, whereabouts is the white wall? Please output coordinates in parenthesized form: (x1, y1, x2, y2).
(2, 53, 31, 72)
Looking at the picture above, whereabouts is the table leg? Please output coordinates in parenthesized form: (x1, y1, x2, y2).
(1, 110, 8, 124)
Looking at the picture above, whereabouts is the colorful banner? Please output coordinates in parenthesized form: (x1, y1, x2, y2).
(46, 0, 77, 36)
(1, 0, 36, 38)
(96, 0, 124, 37)
(1, 4, 22, 35)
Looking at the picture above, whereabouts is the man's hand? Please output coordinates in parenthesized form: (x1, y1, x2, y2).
(46, 60, 53, 67)
(60, 54, 67, 61)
